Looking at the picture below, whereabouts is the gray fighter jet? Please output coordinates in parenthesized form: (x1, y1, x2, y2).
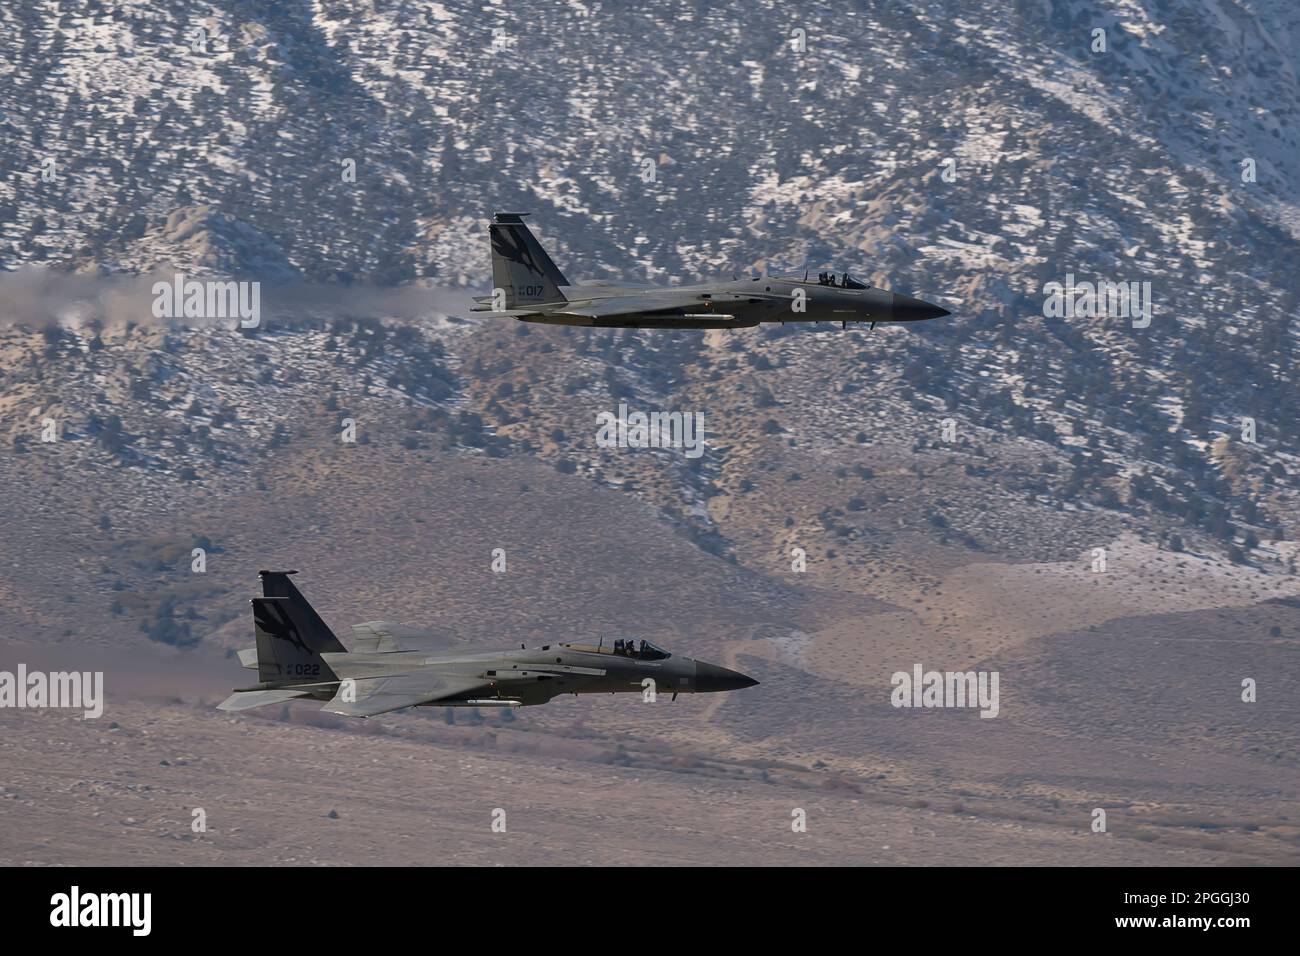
(470, 212, 950, 330)
(218, 571, 758, 717)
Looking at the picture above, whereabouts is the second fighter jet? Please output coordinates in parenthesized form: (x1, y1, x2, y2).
(219, 572, 758, 717)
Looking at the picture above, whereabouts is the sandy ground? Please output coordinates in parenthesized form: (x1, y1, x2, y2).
(0, 699, 1274, 867)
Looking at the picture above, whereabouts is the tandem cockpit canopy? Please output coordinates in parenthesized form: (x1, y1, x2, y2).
(814, 271, 870, 289)
(615, 638, 669, 660)
(560, 639, 671, 660)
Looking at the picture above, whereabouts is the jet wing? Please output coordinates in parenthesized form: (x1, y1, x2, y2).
(494, 663, 607, 679)
(551, 294, 716, 320)
(551, 292, 793, 324)
(320, 671, 491, 718)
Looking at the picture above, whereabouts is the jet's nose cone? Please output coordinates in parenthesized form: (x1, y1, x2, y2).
(889, 292, 950, 321)
(694, 661, 760, 692)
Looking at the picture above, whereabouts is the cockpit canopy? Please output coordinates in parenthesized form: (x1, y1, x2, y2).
(617, 638, 669, 660)
(560, 639, 670, 660)
(814, 271, 869, 289)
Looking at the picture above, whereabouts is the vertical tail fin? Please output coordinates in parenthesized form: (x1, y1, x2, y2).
(258, 570, 347, 653)
(489, 212, 568, 308)
(252, 597, 339, 685)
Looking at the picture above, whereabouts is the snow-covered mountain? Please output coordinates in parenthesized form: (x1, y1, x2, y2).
(1, 0, 1297, 563)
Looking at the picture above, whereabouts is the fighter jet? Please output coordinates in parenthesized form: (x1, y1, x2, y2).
(218, 571, 758, 717)
(470, 212, 951, 330)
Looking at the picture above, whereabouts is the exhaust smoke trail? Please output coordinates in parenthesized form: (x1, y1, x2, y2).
(0, 267, 477, 331)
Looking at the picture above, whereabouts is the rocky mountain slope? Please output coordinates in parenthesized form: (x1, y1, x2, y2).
(1, 0, 1297, 866)
(2, 0, 1296, 563)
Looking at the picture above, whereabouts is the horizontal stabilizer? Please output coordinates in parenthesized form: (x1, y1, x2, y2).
(217, 688, 313, 712)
